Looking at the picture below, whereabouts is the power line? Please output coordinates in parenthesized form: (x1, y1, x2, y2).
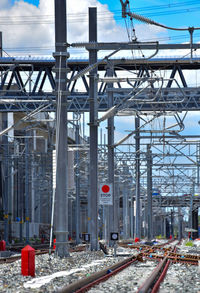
(0, 0, 200, 25)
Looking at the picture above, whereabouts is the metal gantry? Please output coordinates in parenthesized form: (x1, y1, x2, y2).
(1, 3, 200, 252)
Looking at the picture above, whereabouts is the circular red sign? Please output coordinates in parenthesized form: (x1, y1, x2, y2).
(101, 185, 110, 193)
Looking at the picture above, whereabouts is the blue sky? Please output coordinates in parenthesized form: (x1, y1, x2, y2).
(98, 0, 200, 26)
(98, 0, 200, 43)
(12, 0, 39, 5)
(11, 0, 200, 30)
(12, 0, 200, 43)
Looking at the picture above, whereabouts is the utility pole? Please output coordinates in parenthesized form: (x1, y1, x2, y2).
(89, 7, 98, 251)
(54, 0, 69, 257)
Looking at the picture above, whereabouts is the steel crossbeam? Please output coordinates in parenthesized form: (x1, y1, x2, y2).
(0, 57, 200, 112)
(152, 196, 200, 207)
(1, 87, 200, 112)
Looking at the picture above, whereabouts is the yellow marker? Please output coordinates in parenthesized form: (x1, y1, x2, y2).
(4, 214, 8, 219)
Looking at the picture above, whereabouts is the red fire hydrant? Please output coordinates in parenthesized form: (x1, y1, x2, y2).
(21, 245, 35, 277)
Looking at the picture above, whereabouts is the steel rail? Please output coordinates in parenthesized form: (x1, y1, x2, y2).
(57, 254, 142, 293)
(0, 249, 51, 264)
(137, 255, 170, 293)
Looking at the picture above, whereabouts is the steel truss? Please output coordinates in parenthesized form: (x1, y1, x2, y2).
(0, 55, 200, 112)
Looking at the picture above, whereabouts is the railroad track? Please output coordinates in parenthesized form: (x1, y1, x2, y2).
(0, 245, 86, 264)
(0, 249, 50, 264)
(57, 254, 143, 293)
(57, 241, 199, 293)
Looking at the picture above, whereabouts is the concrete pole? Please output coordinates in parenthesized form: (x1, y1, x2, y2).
(54, 0, 69, 257)
(147, 144, 153, 240)
(89, 7, 98, 251)
(75, 123, 80, 244)
(25, 133, 29, 243)
(135, 117, 141, 238)
(107, 66, 115, 245)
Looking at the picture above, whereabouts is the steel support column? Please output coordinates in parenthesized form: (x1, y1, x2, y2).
(54, 0, 69, 257)
(123, 167, 129, 239)
(25, 133, 29, 243)
(170, 210, 174, 238)
(114, 171, 120, 235)
(75, 123, 80, 245)
(189, 182, 195, 230)
(130, 196, 134, 238)
(178, 209, 183, 240)
(89, 7, 98, 251)
(147, 144, 153, 240)
(107, 66, 115, 244)
(2, 113, 8, 244)
(192, 208, 198, 239)
(135, 117, 141, 238)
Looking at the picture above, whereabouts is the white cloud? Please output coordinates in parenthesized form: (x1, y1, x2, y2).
(0, 0, 11, 9)
(0, 0, 172, 57)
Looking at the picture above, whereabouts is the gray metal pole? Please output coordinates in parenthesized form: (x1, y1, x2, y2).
(75, 123, 80, 244)
(2, 113, 8, 244)
(114, 171, 120, 235)
(18, 158, 23, 242)
(147, 144, 153, 240)
(123, 167, 129, 239)
(0, 32, 2, 57)
(170, 210, 174, 238)
(130, 196, 134, 239)
(164, 217, 166, 239)
(107, 66, 115, 245)
(189, 182, 194, 229)
(135, 117, 141, 238)
(25, 133, 29, 243)
(178, 209, 182, 240)
(54, 0, 69, 257)
(89, 7, 98, 251)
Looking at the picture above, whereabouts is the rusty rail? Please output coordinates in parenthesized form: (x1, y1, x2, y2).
(137, 256, 170, 293)
(58, 254, 142, 293)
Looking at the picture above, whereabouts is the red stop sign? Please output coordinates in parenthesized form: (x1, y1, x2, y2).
(101, 185, 110, 193)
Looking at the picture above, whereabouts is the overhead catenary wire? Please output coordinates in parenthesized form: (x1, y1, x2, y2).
(127, 12, 200, 31)
(1, 0, 200, 25)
